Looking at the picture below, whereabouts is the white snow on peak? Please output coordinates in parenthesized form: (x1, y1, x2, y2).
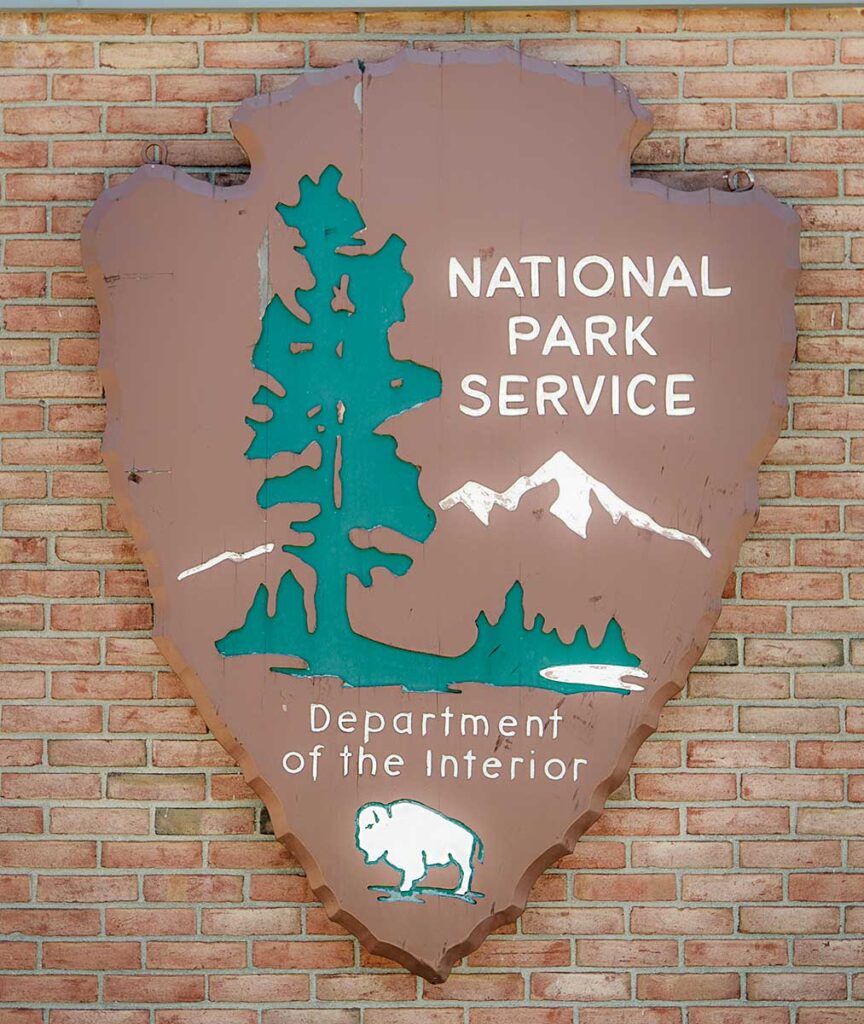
(439, 450, 711, 559)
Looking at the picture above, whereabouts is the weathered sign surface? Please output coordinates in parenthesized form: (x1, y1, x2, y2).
(82, 49, 799, 980)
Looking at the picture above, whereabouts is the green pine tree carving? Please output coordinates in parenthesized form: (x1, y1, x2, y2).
(218, 166, 641, 694)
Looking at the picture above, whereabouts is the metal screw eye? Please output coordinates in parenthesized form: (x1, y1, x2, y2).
(725, 167, 755, 193)
(142, 142, 167, 166)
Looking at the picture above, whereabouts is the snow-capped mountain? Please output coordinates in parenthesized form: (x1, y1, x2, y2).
(439, 450, 711, 559)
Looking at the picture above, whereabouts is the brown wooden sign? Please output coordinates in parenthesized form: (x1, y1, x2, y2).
(83, 50, 799, 981)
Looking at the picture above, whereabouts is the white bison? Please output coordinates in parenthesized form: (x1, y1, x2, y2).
(355, 799, 483, 896)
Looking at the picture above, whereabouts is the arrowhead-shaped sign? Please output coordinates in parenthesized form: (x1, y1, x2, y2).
(83, 49, 799, 981)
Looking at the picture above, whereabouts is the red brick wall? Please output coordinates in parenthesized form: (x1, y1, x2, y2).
(1, 6, 864, 1020)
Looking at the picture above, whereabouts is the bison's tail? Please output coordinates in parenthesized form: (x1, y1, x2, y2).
(474, 834, 484, 864)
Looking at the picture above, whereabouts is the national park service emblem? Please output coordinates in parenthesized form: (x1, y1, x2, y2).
(83, 50, 799, 980)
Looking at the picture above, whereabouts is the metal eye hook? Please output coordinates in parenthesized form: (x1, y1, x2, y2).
(142, 142, 168, 166)
(725, 167, 755, 193)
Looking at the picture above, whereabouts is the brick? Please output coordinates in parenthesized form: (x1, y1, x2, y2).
(634, 772, 735, 802)
(52, 603, 152, 631)
(202, 907, 301, 936)
(0, 908, 100, 936)
(316, 976, 417, 1002)
(0, 976, 98, 1003)
(6, 504, 101, 531)
(742, 840, 841, 869)
(797, 673, 864, 700)
(0, 75, 47, 101)
(49, 739, 145, 767)
(206, 41, 305, 68)
(44, 941, 140, 969)
(153, 740, 235, 768)
(745, 638, 843, 667)
(54, 74, 150, 101)
(685, 137, 787, 165)
(36, 872, 136, 905)
(106, 908, 196, 936)
(56, 537, 140, 564)
(48, 403, 106, 431)
(795, 70, 864, 97)
(0, 840, 95, 869)
(684, 73, 787, 99)
(688, 807, 789, 835)
(53, 471, 111, 498)
(253, 939, 355, 969)
(0, 537, 47, 563)
(107, 106, 207, 134)
(0, 43, 93, 68)
(102, 841, 201, 869)
(629, 40, 727, 66)
(3, 772, 99, 800)
(795, 939, 864, 966)
(0, 670, 44, 697)
(6, 371, 100, 398)
(156, 74, 254, 102)
(6, 106, 101, 135)
(789, 874, 864, 902)
(0, 473, 46, 501)
(0, 603, 43, 629)
(0, 274, 45, 300)
(798, 540, 864, 567)
(101, 42, 198, 69)
(587, 807, 680, 836)
(742, 572, 841, 600)
(530, 973, 630, 1001)
(472, 10, 568, 32)
(575, 939, 677, 968)
(143, 874, 242, 903)
(743, 773, 843, 802)
(0, 637, 98, 664)
(103, 975, 204, 1003)
(799, 808, 864, 835)
(687, 740, 789, 768)
(146, 940, 245, 970)
(55, 667, 151, 698)
(614, 72, 679, 99)
(108, 773, 205, 802)
(631, 907, 733, 935)
(47, 12, 146, 33)
(579, 9, 678, 32)
(50, 807, 149, 836)
(573, 873, 676, 902)
(109, 706, 205, 734)
(648, 103, 731, 131)
(685, 939, 786, 967)
(739, 706, 839, 733)
(6, 172, 103, 200)
(792, 7, 864, 28)
(362, 11, 461, 32)
(152, 12, 252, 34)
(0, 738, 42, 766)
(682, 872, 783, 902)
(741, 906, 840, 934)
(637, 973, 739, 1001)
(0, 942, 37, 969)
(506, 39, 620, 67)
(735, 38, 835, 65)
(747, 973, 846, 1001)
(0, 141, 48, 167)
(259, 11, 358, 32)
(631, 841, 732, 869)
(206, 976, 310, 1002)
